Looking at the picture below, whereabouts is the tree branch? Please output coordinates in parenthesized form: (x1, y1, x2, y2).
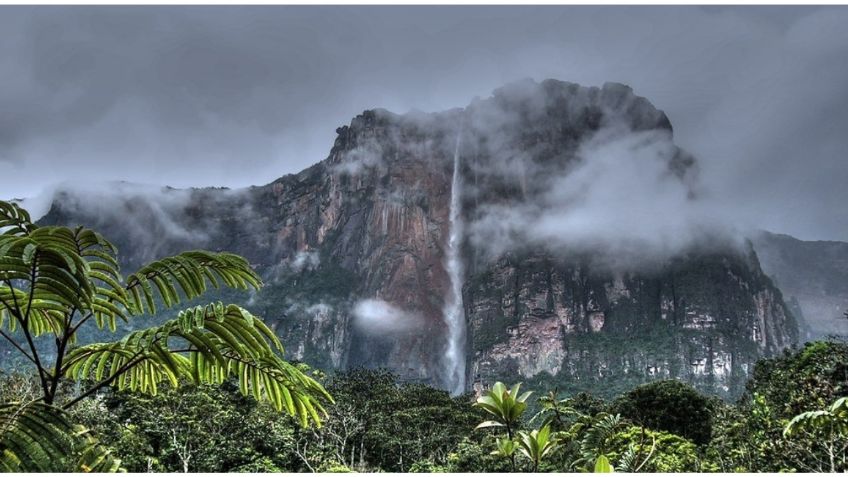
(68, 311, 94, 337)
(0, 329, 37, 366)
(3, 278, 51, 398)
(46, 308, 76, 405)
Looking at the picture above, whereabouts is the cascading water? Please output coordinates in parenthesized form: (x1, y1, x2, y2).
(443, 130, 467, 396)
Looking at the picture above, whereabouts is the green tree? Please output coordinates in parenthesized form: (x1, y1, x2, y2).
(446, 437, 512, 472)
(703, 398, 758, 472)
(608, 426, 713, 472)
(531, 389, 583, 431)
(746, 341, 847, 418)
(78, 380, 301, 472)
(0, 200, 331, 471)
(291, 369, 480, 472)
(612, 379, 712, 445)
(708, 341, 848, 472)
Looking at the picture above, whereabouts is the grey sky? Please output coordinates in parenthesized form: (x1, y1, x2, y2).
(1, 6, 846, 241)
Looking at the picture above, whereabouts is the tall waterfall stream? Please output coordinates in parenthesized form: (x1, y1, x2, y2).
(443, 131, 467, 395)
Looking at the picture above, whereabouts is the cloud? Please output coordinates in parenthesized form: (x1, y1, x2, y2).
(351, 298, 423, 335)
(466, 123, 740, 270)
(333, 142, 386, 176)
(286, 301, 334, 318)
(290, 250, 320, 272)
(48, 181, 201, 236)
(0, 6, 846, 240)
(35, 181, 227, 266)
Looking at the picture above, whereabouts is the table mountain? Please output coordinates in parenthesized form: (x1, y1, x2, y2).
(38, 79, 799, 399)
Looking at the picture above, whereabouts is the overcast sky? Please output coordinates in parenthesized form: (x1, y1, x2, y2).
(1, 6, 847, 241)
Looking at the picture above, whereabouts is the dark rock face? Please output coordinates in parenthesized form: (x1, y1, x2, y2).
(752, 231, 848, 341)
(40, 79, 799, 398)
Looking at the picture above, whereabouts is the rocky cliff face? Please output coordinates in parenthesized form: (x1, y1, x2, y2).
(40, 79, 799, 399)
(43, 106, 464, 384)
(752, 231, 848, 340)
(464, 249, 797, 399)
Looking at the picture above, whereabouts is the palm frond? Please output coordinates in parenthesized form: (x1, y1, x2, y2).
(576, 412, 624, 467)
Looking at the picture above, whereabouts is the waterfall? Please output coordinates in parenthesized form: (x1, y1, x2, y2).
(443, 130, 467, 395)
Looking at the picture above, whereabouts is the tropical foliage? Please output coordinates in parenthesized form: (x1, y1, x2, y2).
(474, 381, 531, 439)
(612, 379, 713, 445)
(0, 200, 331, 471)
(516, 424, 555, 472)
(1, 199, 846, 473)
(782, 396, 848, 472)
(2, 340, 847, 472)
(0, 400, 122, 472)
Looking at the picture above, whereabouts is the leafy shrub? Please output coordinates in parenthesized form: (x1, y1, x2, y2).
(446, 438, 512, 472)
(408, 459, 449, 472)
(608, 426, 715, 472)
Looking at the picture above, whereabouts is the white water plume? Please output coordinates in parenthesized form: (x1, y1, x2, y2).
(443, 130, 467, 395)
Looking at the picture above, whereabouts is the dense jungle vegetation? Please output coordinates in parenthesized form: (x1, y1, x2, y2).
(2, 342, 846, 472)
(0, 199, 846, 472)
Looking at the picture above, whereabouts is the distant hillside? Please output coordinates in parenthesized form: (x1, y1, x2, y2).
(752, 231, 848, 340)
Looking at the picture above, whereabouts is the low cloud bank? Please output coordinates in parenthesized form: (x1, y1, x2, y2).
(352, 298, 423, 335)
(466, 125, 742, 269)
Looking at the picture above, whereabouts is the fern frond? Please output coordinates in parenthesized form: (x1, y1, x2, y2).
(125, 251, 262, 315)
(0, 225, 128, 338)
(617, 444, 638, 473)
(0, 401, 123, 472)
(71, 226, 131, 329)
(576, 413, 624, 466)
(64, 302, 331, 426)
(0, 285, 67, 337)
(0, 201, 36, 236)
(0, 214, 262, 336)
